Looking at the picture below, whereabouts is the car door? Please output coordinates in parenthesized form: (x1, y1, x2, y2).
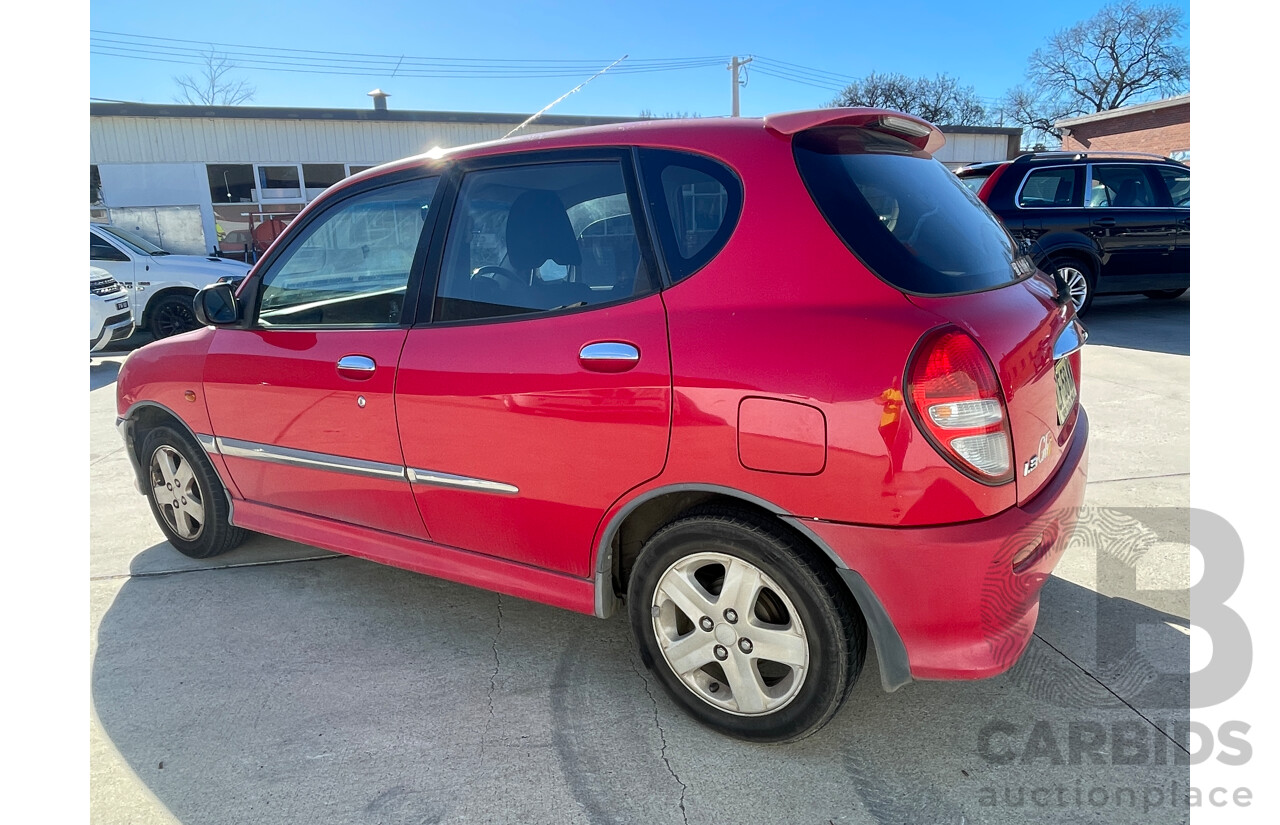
(1154, 164, 1191, 280)
(395, 152, 672, 578)
(202, 174, 440, 539)
(1085, 163, 1181, 288)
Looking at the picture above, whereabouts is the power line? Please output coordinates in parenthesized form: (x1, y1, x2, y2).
(90, 30, 728, 79)
(753, 55, 860, 85)
(751, 66, 847, 93)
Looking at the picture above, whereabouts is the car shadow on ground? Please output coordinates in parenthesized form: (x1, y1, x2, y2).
(90, 359, 122, 392)
(92, 542, 1191, 825)
(1083, 295, 1189, 356)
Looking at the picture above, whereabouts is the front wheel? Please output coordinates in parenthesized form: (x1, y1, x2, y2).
(627, 508, 865, 743)
(147, 294, 200, 339)
(141, 425, 247, 558)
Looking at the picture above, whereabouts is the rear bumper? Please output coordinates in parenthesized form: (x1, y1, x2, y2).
(803, 408, 1089, 683)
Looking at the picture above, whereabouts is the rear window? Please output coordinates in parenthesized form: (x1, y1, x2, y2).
(956, 171, 991, 194)
(794, 127, 1031, 296)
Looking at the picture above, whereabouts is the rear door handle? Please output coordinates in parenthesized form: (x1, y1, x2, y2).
(337, 354, 377, 380)
(1092, 217, 1117, 227)
(579, 342, 640, 373)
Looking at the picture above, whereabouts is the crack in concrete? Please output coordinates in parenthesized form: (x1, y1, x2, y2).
(629, 655, 689, 825)
(1032, 631, 1191, 755)
(90, 446, 125, 466)
(481, 594, 503, 758)
(89, 553, 342, 581)
(1086, 472, 1189, 485)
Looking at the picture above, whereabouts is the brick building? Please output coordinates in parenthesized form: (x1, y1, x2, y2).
(1055, 94, 1190, 163)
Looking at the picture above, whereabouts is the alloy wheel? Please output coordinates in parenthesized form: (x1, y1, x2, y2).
(1057, 265, 1089, 313)
(651, 552, 809, 716)
(149, 444, 206, 540)
(153, 301, 198, 338)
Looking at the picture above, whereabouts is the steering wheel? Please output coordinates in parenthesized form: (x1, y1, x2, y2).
(470, 265, 522, 288)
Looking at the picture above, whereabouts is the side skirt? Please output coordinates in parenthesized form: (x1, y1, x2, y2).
(233, 500, 597, 616)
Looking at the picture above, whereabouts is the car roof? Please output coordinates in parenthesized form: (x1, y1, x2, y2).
(340, 108, 946, 184)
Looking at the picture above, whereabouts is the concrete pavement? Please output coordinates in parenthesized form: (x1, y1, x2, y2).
(89, 293, 1192, 824)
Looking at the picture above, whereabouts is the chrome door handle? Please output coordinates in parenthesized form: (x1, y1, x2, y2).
(579, 342, 640, 373)
(337, 354, 376, 379)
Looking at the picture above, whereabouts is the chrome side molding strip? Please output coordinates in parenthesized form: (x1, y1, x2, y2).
(216, 437, 406, 481)
(213, 435, 519, 494)
(407, 467, 519, 495)
(197, 433, 219, 454)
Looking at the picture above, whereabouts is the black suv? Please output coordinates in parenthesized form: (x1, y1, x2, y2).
(956, 152, 1189, 314)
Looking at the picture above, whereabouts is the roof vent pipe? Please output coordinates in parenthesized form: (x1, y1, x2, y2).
(368, 89, 390, 111)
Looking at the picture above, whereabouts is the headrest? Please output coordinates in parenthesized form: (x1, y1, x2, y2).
(506, 190, 582, 272)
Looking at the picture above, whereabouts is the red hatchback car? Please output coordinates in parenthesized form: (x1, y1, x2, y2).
(116, 108, 1089, 743)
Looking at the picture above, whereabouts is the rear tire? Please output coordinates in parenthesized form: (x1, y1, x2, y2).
(1045, 257, 1097, 315)
(141, 425, 247, 558)
(627, 507, 865, 743)
(1143, 288, 1187, 300)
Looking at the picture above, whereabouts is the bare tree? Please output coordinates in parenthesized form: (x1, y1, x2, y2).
(638, 109, 701, 118)
(829, 72, 989, 126)
(173, 49, 256, 105)
(1004, 1, 1189, 142)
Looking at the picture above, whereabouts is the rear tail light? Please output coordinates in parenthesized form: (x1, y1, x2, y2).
(976, 163, 1008, 202)
(906, 327, 1013, 484)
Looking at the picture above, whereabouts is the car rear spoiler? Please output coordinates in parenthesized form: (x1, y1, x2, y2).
(764, 108, 946, 155)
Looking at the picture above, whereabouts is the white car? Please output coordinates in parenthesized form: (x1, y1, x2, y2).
(89, 223, 252, 339)
(90, 266, 134, 352)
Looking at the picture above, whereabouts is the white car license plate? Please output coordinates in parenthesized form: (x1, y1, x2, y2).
(1054, 358, 1077, 425)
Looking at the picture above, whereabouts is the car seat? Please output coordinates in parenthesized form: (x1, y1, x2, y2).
(505, 190, 593, 309)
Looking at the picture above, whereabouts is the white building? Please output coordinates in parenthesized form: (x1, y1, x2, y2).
(90, 100, 1020, 257)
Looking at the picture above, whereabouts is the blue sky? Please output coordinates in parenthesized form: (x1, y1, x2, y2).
(89, 0, 1191, 118)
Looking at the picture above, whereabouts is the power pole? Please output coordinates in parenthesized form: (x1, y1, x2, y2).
(729, 56, 753, 117)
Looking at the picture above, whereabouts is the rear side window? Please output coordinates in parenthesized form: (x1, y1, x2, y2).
(433, 160, 657, 323)
(1018, 167, 1081, 208)
(1157, 166, 1190, 207)
(1088, 164, 1157, 208)
(639, 149, 742, 284)
(794, 127, 1029, 296)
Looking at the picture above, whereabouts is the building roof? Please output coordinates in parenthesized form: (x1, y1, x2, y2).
(89, 101, 645, 128)
(90, 101, 1021, 135)
(1054, 94, 1190, 129)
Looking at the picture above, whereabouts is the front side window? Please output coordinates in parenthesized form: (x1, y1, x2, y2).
(90, 232, 129, 262)
(1018, 167, 1081, 208)
(434, 160, 654, 323)
(96, 224, 166, 256)
(257, 177, 437, 327)
(1088, 164, 1157, 208)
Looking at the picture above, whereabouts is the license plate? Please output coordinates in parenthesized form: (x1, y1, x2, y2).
(116, 301, 129, 311)
(1054, 358, 1077, 425)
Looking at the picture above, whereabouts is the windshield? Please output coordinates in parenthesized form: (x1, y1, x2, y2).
(97, 225, 168, 256)
(794, 127, 1030, 296)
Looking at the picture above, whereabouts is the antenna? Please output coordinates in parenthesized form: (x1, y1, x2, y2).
(504, 55, 629, 139)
